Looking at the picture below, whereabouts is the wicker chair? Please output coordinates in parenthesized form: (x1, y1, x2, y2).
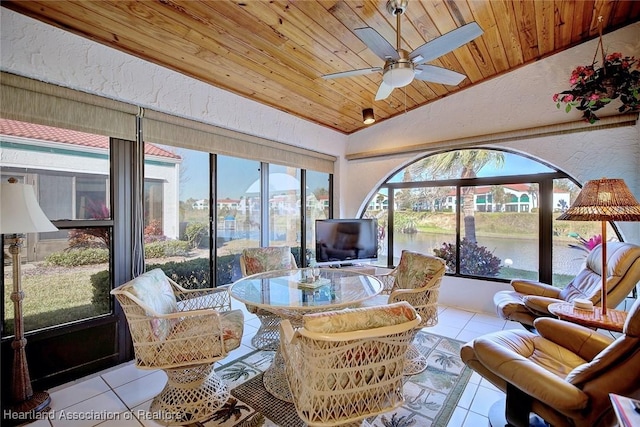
(281, 301, 421, 427)
(239, 246, 297, 350)
(362, 250, 446, 375)
(111, 268, 244, 425)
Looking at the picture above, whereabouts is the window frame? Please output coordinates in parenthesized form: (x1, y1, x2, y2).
(364, 149, 623, 284)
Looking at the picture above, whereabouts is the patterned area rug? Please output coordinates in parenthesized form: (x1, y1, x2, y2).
(194, 331, 471, 427)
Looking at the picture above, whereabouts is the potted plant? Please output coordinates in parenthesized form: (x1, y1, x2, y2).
(553, 52, 640, 124)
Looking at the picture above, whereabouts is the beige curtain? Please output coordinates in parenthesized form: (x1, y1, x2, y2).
(1, 72, 138, 140)
(1, 72, 336, 174)
(143, 109, 335, 174)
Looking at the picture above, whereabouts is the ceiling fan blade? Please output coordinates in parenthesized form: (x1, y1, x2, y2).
(354, 27, 400, 61)
(375, 81, 395, 101)
(409, 22, 483, 64)
(414, 65, 467, 85)
(322, 67, 382, 79)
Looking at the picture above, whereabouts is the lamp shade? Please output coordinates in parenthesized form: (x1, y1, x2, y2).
(557, 178, 640, 221)
(0, 180, 58, 234)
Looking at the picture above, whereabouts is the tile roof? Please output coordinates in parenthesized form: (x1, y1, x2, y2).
(0, 118, 180, 159)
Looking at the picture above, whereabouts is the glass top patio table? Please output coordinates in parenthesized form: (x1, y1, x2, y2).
(228, 267, 383, 314)
(228, 267, 383, 402)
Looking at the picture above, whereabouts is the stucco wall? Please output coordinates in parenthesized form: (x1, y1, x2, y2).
(0, 8, 350, 211)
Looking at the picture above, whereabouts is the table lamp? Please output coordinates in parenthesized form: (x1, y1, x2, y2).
(557, 178, 640, 315)
(1, 177, 58, 414)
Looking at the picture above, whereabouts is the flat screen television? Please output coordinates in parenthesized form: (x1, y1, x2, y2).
(315, 218, 378, 265)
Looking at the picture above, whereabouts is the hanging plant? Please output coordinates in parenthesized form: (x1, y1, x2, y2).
(552, 18, 640, 124)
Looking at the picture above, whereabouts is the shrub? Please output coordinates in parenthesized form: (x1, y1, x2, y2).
(147, 254, 241, 289)
(45, 248, 109, 267)
(91, 270, 111, 313)
(144, 219, 166, 243)
(145, 240, 191, 259)
(216, 254, 238, 285)
(433, 238, 502, 277)
(185, 222, 208, 248)
(68, 228, 110, 249)
(147, 258, 211, 289)
(68, 200, 111, 249)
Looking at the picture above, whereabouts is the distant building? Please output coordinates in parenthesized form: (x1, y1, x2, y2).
(1, 119, 182, 259)
(192, 199, 207, 210)
(440, 184, 570, 213)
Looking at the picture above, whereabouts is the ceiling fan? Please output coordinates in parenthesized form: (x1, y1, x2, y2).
(322, 0, 483, 101)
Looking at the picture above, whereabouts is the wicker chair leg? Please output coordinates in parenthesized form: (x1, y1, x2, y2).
(149, 364, 229, 425)
(251, 312, 281, 351)
(263, 348, 294, 403)
(403, 342, 428, 375)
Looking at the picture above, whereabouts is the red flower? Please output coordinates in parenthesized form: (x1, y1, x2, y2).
(606, 52, 622, 61)
(553, 52, 640, 124)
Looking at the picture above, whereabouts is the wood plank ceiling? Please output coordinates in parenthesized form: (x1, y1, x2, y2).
(3, 1, 639, 134)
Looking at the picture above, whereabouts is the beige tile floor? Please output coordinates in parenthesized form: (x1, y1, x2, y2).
(21, 303, 529, 427)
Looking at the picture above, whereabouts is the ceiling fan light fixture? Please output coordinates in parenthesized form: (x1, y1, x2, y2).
(362, 108, 375, 124)
(383, 62, 414, 88)
(386, 0, 408, 16)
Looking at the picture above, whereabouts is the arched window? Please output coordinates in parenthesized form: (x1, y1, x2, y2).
(363, 149, 619, 287)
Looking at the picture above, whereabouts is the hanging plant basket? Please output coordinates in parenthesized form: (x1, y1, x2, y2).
(552, 19, 640, 124)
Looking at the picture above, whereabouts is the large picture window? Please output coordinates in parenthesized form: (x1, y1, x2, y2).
(363, 149, 618, 286)
(1, 119, 114, 334)
(216, 155, 262, 285)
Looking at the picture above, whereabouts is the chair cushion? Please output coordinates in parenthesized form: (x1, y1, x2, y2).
(127, 268, 179, 340)
(153, 309, 244, 366)
(493, 290, 542, 325)
(303, 301, 417, 334)
(219, 309, 245, 351)
(242, 246, 293, 275)
(394, 250, 445, 290)
(559, 242, 640, 304)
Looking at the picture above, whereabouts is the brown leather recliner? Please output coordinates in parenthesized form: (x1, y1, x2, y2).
(494, 242, 640, 330)
(461, 297, 640, 427)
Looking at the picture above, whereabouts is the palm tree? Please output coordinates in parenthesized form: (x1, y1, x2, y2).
(491, 185, 509, 212)
(420, 150, 505, 242)
(527, 184, 540, 210)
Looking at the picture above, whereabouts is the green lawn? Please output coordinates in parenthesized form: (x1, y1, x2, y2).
(499, 266, 573, 287)
(392, 211, 604, 241)
(3, 265, 106, 334)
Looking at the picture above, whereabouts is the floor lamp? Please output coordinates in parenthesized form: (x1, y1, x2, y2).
(1, 177, 58, 415)
(557, 178, 640, 315)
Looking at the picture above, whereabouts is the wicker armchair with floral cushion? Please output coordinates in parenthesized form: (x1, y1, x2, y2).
(111, 268, 244, 425)
(361, 250, 446, 375)
(239, 246, 297, 350)
(281, 301, 421, 427)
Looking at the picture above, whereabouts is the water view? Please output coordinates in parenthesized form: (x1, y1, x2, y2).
(388, 232, 587, 277)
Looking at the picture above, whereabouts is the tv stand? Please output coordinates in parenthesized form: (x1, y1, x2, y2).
(337, 264, 378, 275)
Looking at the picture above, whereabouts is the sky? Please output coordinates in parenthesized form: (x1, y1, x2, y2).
(168, 147, 555, 202)
(387, 151, 555, 183)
